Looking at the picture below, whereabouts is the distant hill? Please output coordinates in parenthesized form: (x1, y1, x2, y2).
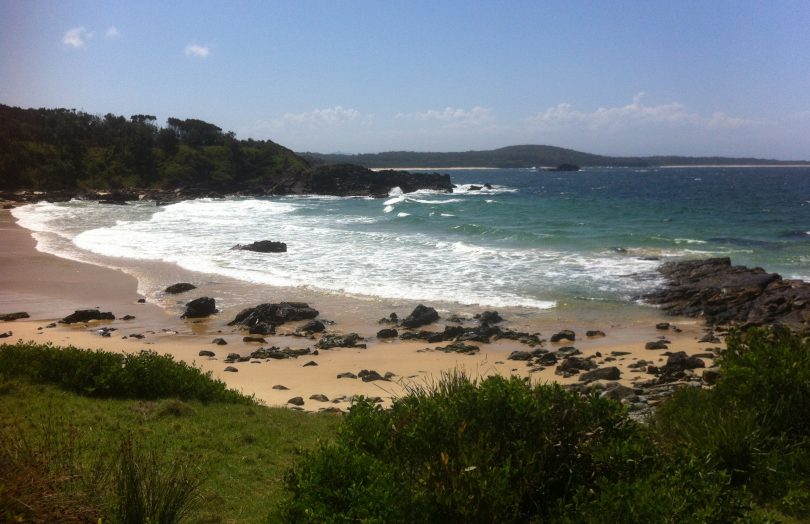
(301, 145, 809, 169)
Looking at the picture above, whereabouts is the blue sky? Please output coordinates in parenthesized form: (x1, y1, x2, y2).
(2, 0, 809, 158)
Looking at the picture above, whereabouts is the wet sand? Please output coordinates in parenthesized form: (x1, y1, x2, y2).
(1, 208, 719, 410)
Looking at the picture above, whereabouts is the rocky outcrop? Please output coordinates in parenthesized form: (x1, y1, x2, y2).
(232, 240, 287, 253)
(0, 312, 29, 321)
(60, 309, 115, 324)
(307, 164, 452, 197)
(645, 257, 810, 328)
(228, 302, 319, 332)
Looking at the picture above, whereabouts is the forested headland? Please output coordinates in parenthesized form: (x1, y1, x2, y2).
(0, 104, 309, 191)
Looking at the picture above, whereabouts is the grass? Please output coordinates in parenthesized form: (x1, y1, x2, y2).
(0, 341, 340, 523)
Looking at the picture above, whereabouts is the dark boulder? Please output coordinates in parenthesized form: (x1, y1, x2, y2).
(358, 369, 388, 382)
(556, 357, 597, 374)
(401, 304, 439, 328)
(288, 397, 305, 406)
(297, 319, 326, 334)
(337, 372, 357, 379)
(579, 366, 621, 382)
(228, 302, 319, 329)
(507, 350, 533, 361)
(232, 240, 287, 253)
(212, 338, 228, 345)
(376, 328, 399, 339)
(0, 312, 29, 321)
(0, 331, 12, 339)
(550, 330, 576, 343)
(60, 309, 115, 324)
(164, 283, 197, 294)
(181, 297, 217, 319)
(645, 340, 669, 350)
(586, 330, 606, 337)
(198, 350, 216, 357)
(475, 310, 504, 323)
(434, 342, 480, 354)
(224, 366, 238, 372)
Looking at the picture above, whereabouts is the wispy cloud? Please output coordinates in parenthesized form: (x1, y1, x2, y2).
(528, 93, 759, 130)
(185, 43, 210, 58)
(397, 106, 494, 128)
(282, 106, 361, 126)
(63, 26, 93, 48)
(105, 26, 119, 39)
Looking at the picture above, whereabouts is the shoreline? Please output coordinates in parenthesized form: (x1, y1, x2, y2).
(1, 209, 720, 410)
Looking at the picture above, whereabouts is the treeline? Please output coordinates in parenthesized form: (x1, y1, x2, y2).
(302, 144, 808, 169)
(0, 104, 309, 191)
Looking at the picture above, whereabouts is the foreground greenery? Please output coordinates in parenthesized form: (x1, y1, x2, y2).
(282, 327, 810, 523)
(2, 328, 809, 522)
(0, 104, 309, 191)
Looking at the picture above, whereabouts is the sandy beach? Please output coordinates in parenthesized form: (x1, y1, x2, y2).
(0, 208, 720, 410)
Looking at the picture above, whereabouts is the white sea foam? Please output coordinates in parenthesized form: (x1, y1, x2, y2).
(397, 212, 411, 217)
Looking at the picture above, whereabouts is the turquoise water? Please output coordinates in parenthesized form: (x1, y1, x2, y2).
(13, 166, 810, 311)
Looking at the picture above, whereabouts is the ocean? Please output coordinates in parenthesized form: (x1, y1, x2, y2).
(12, 166, 810, 314)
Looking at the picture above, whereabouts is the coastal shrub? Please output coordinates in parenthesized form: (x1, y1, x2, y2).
(281, 373, 643, 523)
(716, 327, 810, 438)
(0, 342, 253, 404)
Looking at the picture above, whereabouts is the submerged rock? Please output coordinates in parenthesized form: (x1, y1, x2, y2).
(228, 302, 319, 330)
(181, 297, 217, 319)
(232, 240, 287, 253)
(164, 282, 197, 294)
(0, 312, 30, 321)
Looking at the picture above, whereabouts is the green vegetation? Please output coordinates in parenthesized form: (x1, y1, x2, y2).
(302, 144, 807, 169)
(2, 328, 809, 522)
(282, 328, 810, 523)
(0, 342, 340, 523)
(0, 342, 254, 404)
(0, 104, 309, 191)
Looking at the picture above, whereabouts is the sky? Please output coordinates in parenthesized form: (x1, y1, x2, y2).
(1, 0, 809, 159)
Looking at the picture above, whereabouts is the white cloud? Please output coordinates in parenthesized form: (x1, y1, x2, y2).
(185, 43, 210, 58)
(281, 106, 362, 126)
(63, 26, 93, 48)
(528, 93, 758, 131)
(397, 106, 494, 128)
(105, 26, 119, 39)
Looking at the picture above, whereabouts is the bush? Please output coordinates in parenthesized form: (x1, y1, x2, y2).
(281, 373, 643, 523)
(0, 342, 253, 404)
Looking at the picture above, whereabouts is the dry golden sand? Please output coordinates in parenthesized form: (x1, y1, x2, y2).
(0, 208, 720, 411)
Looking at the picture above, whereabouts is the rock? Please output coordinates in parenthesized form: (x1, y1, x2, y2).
(586, 330, 606, 337)
(556, 356, 597, 374)
(198, 350, 216, 357)
(164, 283, 197, 294)
(303, 361, 318, 367)
(249, 323, 276, 335)
(137, 298, 146, 303)
(434, 342, 479, 354)
(224, 366, 238, 372)
(645, 257, 810, 328)
(307, 164, 453, 197)
(376, 328, 399, 338)
(601, 383, 636, 401)
(60, 309, 115, 324)
(358, 369, 388, 382)
(645, 340, 669, 350)
(699, 332, 721, 343)
(475, 311, 504, 323)
(129, 333, 145, 339)
(401, 304, 440, 328)
(550, 330, 576, 343)
(212, 338, 228, 345)
(272, 384, 289, 390)
(121, 315, 136, 321)
(0, 331, 12, 338)
(379, 312, 399, 324)
(316, 333, 361, 349)
(228, 302, 319, 330)
(320, 407, 343, 413)
(703, 369, 721, 385)
(310, 394, 330, 402)
(579, 366, 621, 382)
(181, 297, 217, 319)
(242, 336, 267, 343)
(469, 185, 482, 191)
(656, 322, 671, 330)
(288, 397, 305, 406)
(507, 350, 533, 361)
(297, 319, 325, 334)
(337, 372, 357, 379)
(232, 240, 287, 253)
